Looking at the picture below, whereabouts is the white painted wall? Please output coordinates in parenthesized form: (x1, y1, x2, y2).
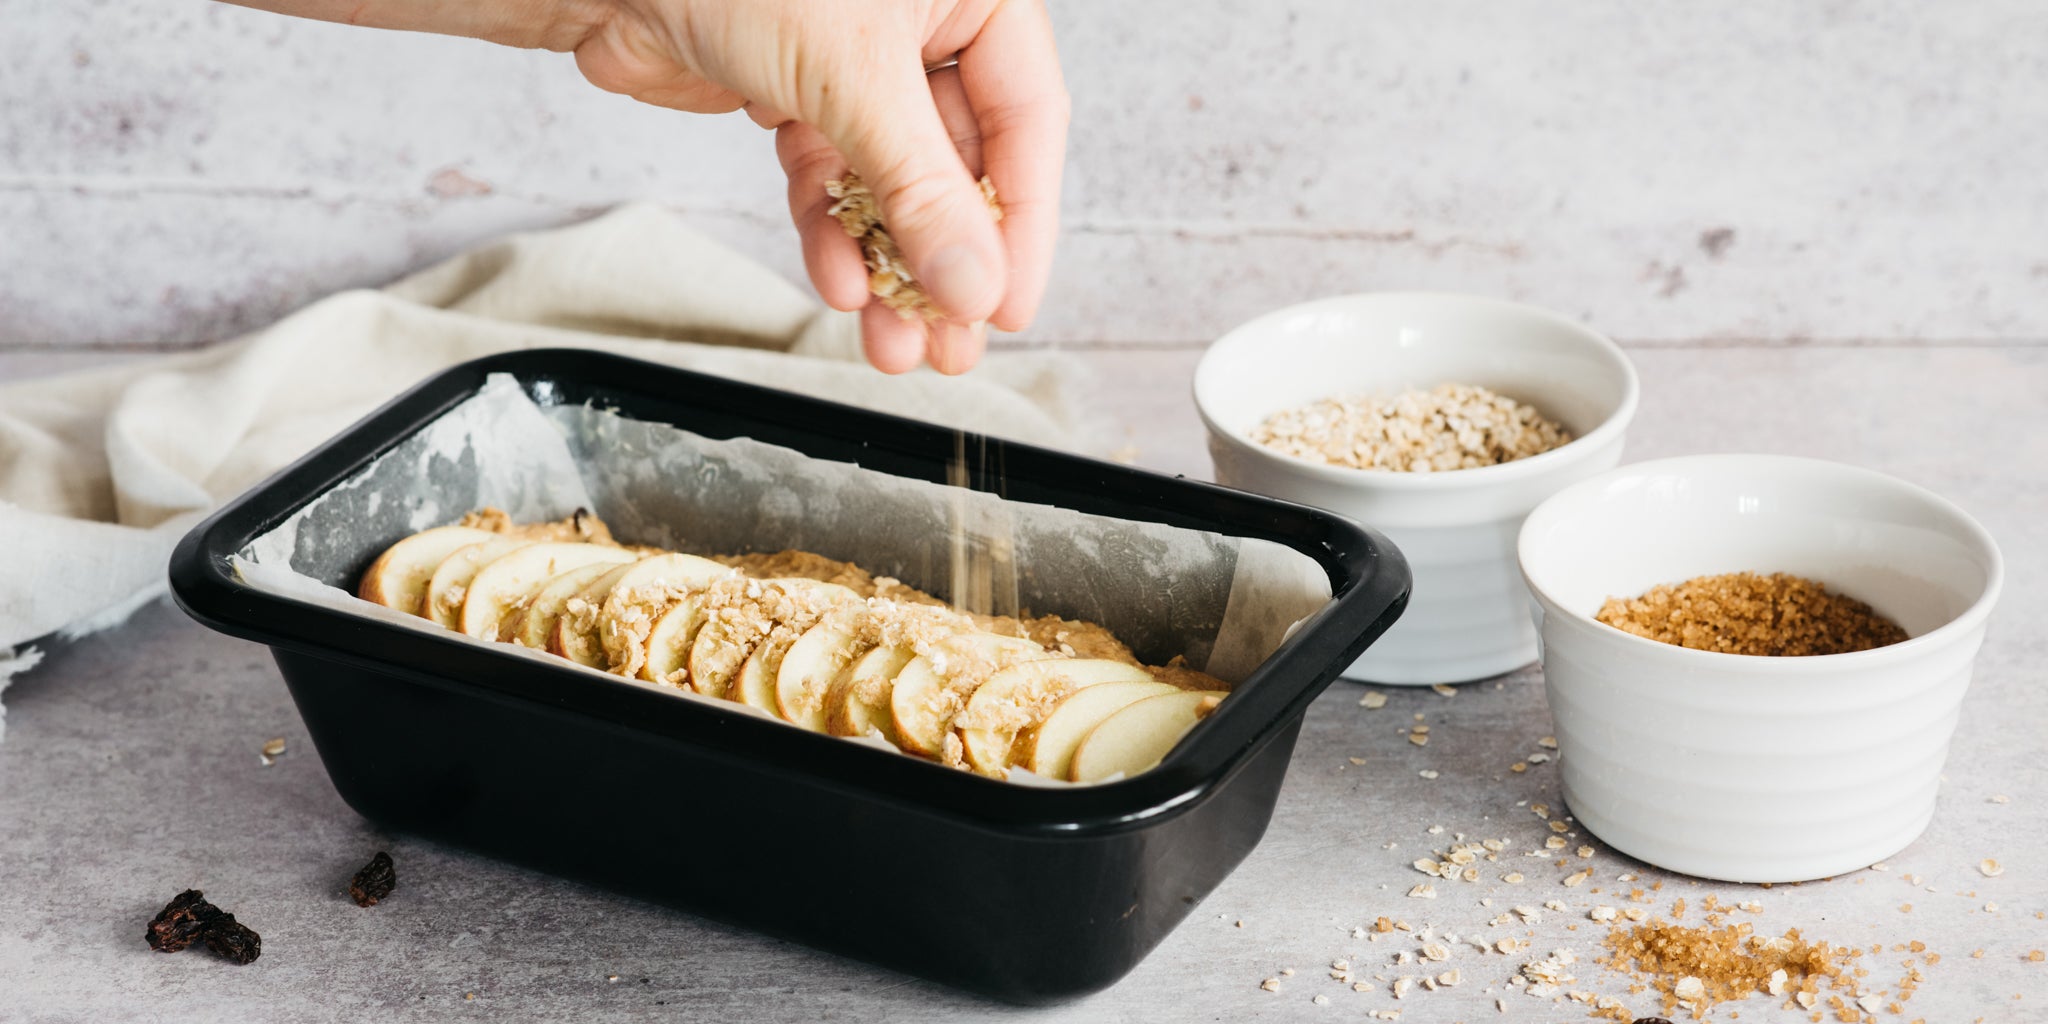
(5, 0, 2045, 351)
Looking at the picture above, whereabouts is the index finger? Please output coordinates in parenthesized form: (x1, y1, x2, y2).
(957, 0, 1070, 333)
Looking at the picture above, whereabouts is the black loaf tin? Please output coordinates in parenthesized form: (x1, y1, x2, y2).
(169, 349, 1409, 1003)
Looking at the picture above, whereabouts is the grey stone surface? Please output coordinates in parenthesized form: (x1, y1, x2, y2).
(6, 0, 2048, 349)
(3, 345, 2044, 1022)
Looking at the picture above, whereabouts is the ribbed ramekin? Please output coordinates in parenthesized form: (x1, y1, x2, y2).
(1196, 293, 1638, 685)
(1518, 455, 2003, 882)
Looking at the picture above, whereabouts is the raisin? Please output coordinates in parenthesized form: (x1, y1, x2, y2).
(146, 889, 222, 953)
(203, 914, 263, 965)
(348, 851, 397, 907)
(146, 889, 261, 964)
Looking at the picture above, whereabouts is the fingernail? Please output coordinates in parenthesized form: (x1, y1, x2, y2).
(920, 244, 998, 320)
(930, 321, 986, 376)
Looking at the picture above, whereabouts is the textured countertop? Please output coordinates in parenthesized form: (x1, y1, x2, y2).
(2, 345, 2044, 1023)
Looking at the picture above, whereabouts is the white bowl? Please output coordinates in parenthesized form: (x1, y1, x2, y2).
(1518, 454, 2003, 883)
(1195, 293, 1638, 684)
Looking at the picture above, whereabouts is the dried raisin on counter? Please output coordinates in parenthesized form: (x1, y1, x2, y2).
(348, 851, 397, 907)
(144, 889, 262, 964)
(202, 914, 263, 965)
(145, 889, 222, 953)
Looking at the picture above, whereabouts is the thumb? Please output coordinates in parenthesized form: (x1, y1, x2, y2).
(814, 60, 1007, 325)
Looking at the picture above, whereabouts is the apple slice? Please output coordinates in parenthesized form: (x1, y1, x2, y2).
(457, 542, 636, 640)
(957, 659, 1159, 776)
(686, 579, 852, 700)
(423, 538, 531, 628)
(596, 553, 733, 676)
(774, 621, 872, 731)
(641, 596, 708, 687)
(356, 525, 498, 616)
(724, 583, 863, 712)
(827, 645, 914, 745)
(1068, 689, 1229, 783)
(505, 561, 622, 650)
(547, 561, 642, 666)
(889, 632, 1052, 760)
(1016, 680, 1177, 781)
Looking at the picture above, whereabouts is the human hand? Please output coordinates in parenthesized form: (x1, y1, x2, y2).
(569, 0, 1069, 374)
(223, 0, 1067, 373)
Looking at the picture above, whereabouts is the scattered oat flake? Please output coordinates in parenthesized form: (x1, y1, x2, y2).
(1353, 981, 1374, 992)
(1870, 861, 1890, 871)
(1563, 869, 1592, 888)
(1576, 846, 1594, 859)
(2029, 950, 2045, 963)
(261, 737, 286, 757)
(1312, 994, 1329, 1006)
(1437, 969, 1461, 986)
(1675, 975, 1706, 1005)
(1990, 794, 2010, 804)
(1422, 942, 1451, 962)
(1509, 762, 1528, 773)
(1260, 977, 1281, 992)
(1980, 858, 2004, 877)
(1431, 683, 1457, 697)
(1360, 690, 1389, 709)
(1408, 884, 1439, 900)
(1419, 769, 1440, 780)
(1589, 906, 1616, 922)
(1409, 732, 1430, 747)
(1537, 736, 1557, 749)
(1502, 872, 1525, 884)
(1526, 752, 1550, 764)
(1348, 756, 1368, 766)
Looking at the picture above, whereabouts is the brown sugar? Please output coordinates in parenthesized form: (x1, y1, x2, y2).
(1595, 572, 1908, 657)
(1597, 918, 1867, 1021)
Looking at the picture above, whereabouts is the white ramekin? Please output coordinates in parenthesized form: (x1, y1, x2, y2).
(1518, 454, 2003, 883)
(1195, 292, 1638, 685)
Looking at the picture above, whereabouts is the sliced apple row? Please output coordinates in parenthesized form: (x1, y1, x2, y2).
(358, 512, 1230, 783)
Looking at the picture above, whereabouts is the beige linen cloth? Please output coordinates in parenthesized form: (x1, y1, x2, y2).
(0, 204, 1091, 738)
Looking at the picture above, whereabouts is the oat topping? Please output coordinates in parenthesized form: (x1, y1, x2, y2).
(1248, 383, 1571, 473)
(825, 171, 1002, 321)
(368, 509, 1229, 783)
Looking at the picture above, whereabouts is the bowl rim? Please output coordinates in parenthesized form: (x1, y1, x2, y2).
(1192, 291, 1641, 492)
(1517, 452, 2006, 671)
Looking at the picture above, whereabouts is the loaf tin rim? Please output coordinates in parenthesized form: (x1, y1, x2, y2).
(169, 348, 1410, 837)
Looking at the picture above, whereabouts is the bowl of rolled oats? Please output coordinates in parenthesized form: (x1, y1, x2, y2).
(1518, 454, 2003, 882)
(1195, 292, 1637, 685)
